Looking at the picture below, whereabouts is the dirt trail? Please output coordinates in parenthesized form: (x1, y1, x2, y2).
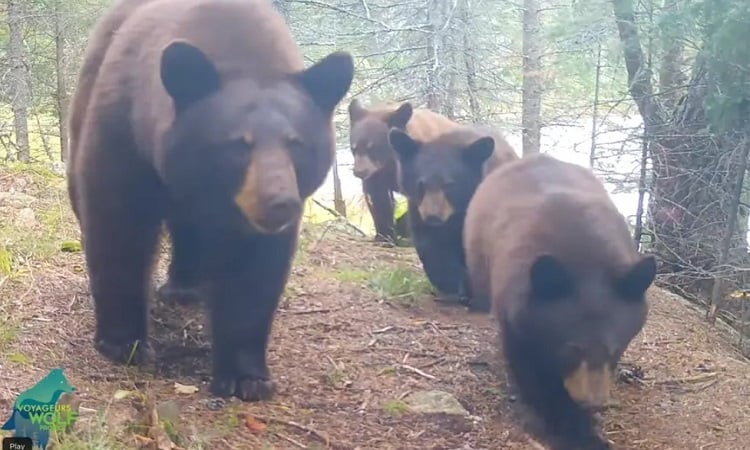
(1, 167, 749, 449)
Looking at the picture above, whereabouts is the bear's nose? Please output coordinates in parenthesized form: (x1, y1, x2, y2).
(262, 197, 301, 232)
(423, 215, 444, 226)
(353, 167, 369, 179)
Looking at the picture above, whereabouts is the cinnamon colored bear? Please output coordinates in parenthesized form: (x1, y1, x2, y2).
(464, 153, 656, 449)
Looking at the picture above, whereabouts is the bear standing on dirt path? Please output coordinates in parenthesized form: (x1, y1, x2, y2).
(464, 154, 656, 449)
(388, 124, 518, 311)
(348, 99, 459, 245)
(66, 0, 354, 401)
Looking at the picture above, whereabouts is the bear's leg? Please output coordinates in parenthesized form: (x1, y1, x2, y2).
(77, 147, 164, 365)
(157, 216, 206, 306)
(413, 228, 464, 297)
(207, 230, 297, 402)
(502, 326, 610, 450)
(457, 270, 491, 313)
(363, 176, 395, 245)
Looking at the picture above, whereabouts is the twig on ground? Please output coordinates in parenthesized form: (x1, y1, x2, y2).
(683, 379, 719, 393)
(313, 220, 336, 248)
(654, 372, 718, 385)
(273, 432, 306, 448)
(254, 415, 336, 448)
(400, 364, 437, 380)
(398, 389, 413, 400)
(358, 345, 439, 358)
(358, 392, 372, 411)
(284, 307, 339, 315)
(325, 355, 340, 371)
(418, 357, 446, 369)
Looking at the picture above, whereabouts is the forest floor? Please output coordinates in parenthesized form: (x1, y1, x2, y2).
(1, 164, 750, 450)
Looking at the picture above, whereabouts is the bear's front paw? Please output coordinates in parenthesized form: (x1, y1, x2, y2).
(372, 235, 396, 247)
(156, 281, 206, 306)
(209, 375, 276, 402)
(95, 337, 154, 365)
(465, 296, 491, 313)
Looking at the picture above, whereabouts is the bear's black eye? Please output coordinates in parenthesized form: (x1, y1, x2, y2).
(286, 133, 305, 152)
(229, 132, 255, 152)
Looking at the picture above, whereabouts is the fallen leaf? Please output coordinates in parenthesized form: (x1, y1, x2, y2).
(244, 414, 267, 434)
(60, 240, 82, 252)
(173, 382, 199, 395)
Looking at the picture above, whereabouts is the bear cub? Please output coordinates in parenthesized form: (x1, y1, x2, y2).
(464, 153, 656, 449)
(388, 124, 518, 310)
(348, 99, 458, 244)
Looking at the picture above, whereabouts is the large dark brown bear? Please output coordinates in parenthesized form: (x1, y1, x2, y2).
(348, 99, 458, 244)
(66, 0, 354, 402)
(65, 0, 203, 305)
(388, 124, 518, 310)
(464, 153, 656, 449)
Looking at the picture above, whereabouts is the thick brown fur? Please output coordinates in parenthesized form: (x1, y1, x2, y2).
(66, 0, 353, 401)
(348, 99, 458, 244)
(388, 124, 518, 310)
(464, 154, 656, 449)
(66, 0, 161, 221)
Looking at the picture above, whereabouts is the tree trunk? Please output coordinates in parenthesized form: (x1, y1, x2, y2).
(658, 0, 686, 111)
(613, 0, 749, 307)
(55, 0, 69, 162)
(521, 0, 542, 155)
(332, 151, 346, 217)
(425, 0, 442, 111)
(589, 42, 602, 168)
(7, 0, 30, 162)
(459, 0, 481, 122)
(707, 133, 750, 323)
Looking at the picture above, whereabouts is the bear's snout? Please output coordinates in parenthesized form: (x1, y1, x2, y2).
(259, 196, 301, 232)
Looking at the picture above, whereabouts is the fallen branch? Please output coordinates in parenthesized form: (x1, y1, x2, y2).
(311, 198, 367, 237)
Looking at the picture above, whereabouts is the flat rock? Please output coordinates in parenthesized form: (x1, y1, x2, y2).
(0, 191, 36, 208)
(14, 207, 36, 227)
(403, 390, 469, 416)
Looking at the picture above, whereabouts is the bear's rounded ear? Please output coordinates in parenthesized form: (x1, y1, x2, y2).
(463, 136, 495, 167)
(616, 255, 657, 300)
(529, 254, 572, 302)
(387, 102, 414, 129)
(349, 98, 367, 122)
(160, 40, 221, 112)
(297, 51, 354, 115)
(388, 129, 420, 161)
